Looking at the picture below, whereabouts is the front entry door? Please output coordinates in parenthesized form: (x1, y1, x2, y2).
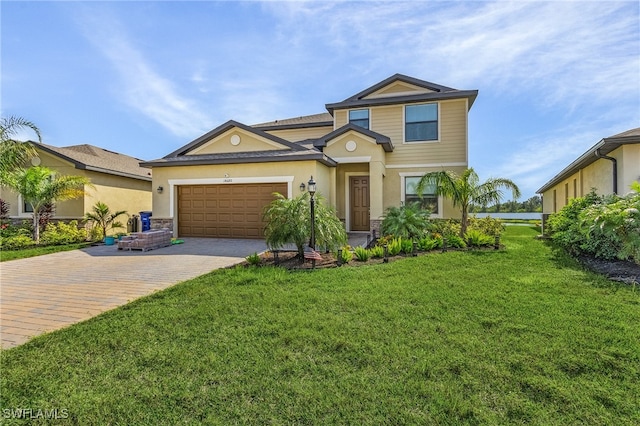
(350, 176, 370, 231)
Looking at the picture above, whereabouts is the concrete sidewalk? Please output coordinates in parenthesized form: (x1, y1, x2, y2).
(0, 238, 267, 349)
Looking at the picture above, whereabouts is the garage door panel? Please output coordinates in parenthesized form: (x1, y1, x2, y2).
(178, 183, 286, 238)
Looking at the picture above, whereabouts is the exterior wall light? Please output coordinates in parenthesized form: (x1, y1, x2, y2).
(157, 186, 164, 194)
(300, 182, 306, 192)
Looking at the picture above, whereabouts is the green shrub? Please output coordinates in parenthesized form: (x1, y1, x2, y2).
(40, 221, 87, 246)
(333, 246, 353, 263)
(0, 234, 36, 250)
(0, 221, 32, 238)
(246, 252, 261, 266)
(430, 219, 461, 238)
(580, 193, 640, 263)
(386, 237, 402, 256)
(546, 190, 603, 255)
(353, 246, 371, 262)
(444, 234, 466, 249)
(400, 238, 414, 255)
(417, 236, 439, 251)
(465, 229, 494, 247)
(369, 245, 384, 258)
(467, 216, 505, 237)
(547, 190, 640, 264)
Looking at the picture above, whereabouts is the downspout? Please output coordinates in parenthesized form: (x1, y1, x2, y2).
(594, 148, 617, 194)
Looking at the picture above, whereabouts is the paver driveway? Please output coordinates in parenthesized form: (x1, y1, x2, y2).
(0, 238, 267, 349)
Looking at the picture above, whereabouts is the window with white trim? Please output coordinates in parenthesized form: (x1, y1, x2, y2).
(349, 109, 369, 130)
(405, 103, 438, 142)
(405, 176, 438, 214)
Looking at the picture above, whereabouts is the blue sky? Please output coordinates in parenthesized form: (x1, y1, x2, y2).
(2, 1, 639, 200)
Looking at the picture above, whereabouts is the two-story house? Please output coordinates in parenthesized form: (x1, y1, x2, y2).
(142, 74, 478, 238)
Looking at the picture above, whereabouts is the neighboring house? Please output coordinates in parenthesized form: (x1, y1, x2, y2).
(537, 127, 640, 220)
(2, 143, 152, 223)
(142, 74, 478, 238)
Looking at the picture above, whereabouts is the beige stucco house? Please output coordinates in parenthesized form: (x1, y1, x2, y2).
(142, 74, 478, 238)
(1, 143, 152, 222)
(537, 127, 640, 217)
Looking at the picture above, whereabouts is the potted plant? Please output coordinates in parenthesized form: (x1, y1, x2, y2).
(84, 201, 127, 245)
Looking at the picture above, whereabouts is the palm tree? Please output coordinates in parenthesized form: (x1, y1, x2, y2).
(0, 116, 42, 185)
(263, 192, 347, 259)
(6, 166, 91, 242)
(84, 201, 128, 240)
(416, 168, 521, 237)
(381, 202, 430, 239)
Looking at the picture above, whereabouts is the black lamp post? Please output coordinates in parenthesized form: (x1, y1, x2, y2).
(308, 176, 316, 250)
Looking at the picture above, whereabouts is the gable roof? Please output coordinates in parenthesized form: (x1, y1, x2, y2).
(164, 120, 306, 158)
(252, 112, 333, 130)
(536, 127, 640, 194)
(142, 120, 336, 167)
(325, 73, 478, 113)
(34, 143, 152, 181)
(313, 123, 394, 152)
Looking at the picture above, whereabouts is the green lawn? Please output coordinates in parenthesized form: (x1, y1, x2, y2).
(0, 242, 94, 262)
(1, 227, 638, 425)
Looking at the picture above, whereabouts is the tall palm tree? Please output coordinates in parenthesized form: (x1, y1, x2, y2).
(416, 168, 521, 237)
(0, 116, 42, 185)
(6, 166, 91, 242)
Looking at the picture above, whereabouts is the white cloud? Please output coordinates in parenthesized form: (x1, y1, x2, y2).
(73, 6, 213, 138)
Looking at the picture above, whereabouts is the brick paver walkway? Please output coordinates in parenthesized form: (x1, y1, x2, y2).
(0, 238, 267, 349)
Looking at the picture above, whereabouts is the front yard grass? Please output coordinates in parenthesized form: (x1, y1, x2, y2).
(0, 242, 94, 262)
(1, 227, 638, 424)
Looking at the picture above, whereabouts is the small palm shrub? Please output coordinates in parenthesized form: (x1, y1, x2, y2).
(245, 252, 261, 266)
(369, 245, 384, 258)
(85, 201, 127, 240)
(465, 229, 494, 247)
(381, 202, 430, 239)
(264, 193, 347, 259)
(353, 246, 371, 261)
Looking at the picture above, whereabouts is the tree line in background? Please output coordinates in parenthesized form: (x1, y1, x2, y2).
(469, 195, 542, 213)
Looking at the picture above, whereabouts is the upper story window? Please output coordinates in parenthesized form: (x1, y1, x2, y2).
(405, 103, 438, 142)
(404, 176, 438, 214)
(349, 109, 369, 130)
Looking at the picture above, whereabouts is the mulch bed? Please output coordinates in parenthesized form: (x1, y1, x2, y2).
(242, 248, 640, 285)
(577, 255, 640, 285)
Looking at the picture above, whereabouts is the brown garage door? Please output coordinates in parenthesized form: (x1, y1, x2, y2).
(178, 183, 287, 238)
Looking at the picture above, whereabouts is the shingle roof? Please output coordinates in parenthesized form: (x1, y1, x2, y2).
(142, 149, 337, 167)
(313, 123, 394, 152)
(163, 120, 306, 158)
(325, 73, 478, 113)
(536, 127, 640, 193)
(35, 143, 152, 181)
(252, 112, 334, 130)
